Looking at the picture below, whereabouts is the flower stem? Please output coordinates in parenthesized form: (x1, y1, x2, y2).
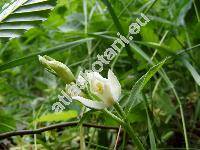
(103, 109, 124, 125)
(114, 102, 145, 150)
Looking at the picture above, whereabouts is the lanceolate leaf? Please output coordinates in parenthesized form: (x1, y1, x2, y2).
(124, 58, 167, 114)
(0, 0, 56, 40)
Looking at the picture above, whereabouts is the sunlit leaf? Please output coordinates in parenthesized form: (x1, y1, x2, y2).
(35, 110, 78, 122)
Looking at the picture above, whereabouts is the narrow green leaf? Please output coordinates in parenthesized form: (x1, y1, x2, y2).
(130, 42, 153, 64)
(0, 38, 93, 72)
(134, 41, 200, 87)
(146, 108, 157, 150)
(182, 58, 200, 86)
(135, 41, 175, 55)
(124, 58, 167, 113)
(101, 0, 136, 65)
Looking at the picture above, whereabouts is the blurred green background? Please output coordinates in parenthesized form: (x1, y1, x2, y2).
(0, 0, 200, 149)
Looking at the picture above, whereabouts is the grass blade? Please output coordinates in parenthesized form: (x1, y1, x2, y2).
(101, 0, 137, 65)
(0, 38, 93, 72)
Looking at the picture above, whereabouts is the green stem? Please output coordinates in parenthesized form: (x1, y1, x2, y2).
(80, 124, 86, 150)
(114, 102, 145, 150)
(101, 0, 137, 66)
(102, 109, 124, 125)
(172, 88, 189, 150)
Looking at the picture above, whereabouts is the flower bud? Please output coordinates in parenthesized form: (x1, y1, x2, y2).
(38, 55, 75, 84)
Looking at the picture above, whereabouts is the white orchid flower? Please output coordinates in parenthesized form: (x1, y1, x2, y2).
(72, 70, 121, 110)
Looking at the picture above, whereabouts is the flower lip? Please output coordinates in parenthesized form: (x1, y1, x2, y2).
(83, 70, 121, 107)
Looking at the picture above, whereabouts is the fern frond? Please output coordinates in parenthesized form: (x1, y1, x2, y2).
(0, 0, 56, 40)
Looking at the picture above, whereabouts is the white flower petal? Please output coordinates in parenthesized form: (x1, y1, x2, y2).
(72, 96, 107, 110)
(108, 69, 121, 101)
(87, 72, 107, 83)
(86, 72, 107, 97)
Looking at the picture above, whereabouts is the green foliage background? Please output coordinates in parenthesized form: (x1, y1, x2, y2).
(0, 0, 200, 149)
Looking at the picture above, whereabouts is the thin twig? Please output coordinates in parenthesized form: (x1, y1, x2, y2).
(114, 125, 121, 150)
(0, 121, 118, 140)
